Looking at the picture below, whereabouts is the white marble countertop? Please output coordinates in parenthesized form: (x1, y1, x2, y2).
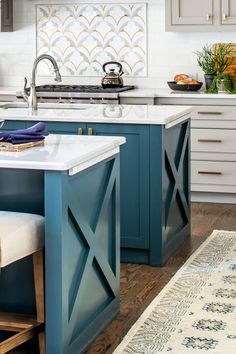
(0, 102, 191, 127)
(0, 87, 18, 95)
(0, 134, 125, 174)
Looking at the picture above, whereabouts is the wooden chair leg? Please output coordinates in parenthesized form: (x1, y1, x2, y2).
(33, 250, 45, 354)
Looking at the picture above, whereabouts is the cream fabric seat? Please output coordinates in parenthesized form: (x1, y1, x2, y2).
(0, 210, 45, 354)
(0, 211, 44, 268)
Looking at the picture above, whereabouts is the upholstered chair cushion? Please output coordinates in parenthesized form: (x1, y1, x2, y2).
(0, 211, 44, 268)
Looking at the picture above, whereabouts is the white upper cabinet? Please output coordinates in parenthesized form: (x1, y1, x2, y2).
(0, 0, 13, 32)
(166, 0, 236, 31)
(221, 0, 236, 25)
(171, 0, 214, 25)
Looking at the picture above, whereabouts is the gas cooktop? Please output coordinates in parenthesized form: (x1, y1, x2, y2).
(27, 85, 134, 93)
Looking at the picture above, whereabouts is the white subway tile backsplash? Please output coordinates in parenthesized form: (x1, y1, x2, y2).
(0, 0, 235, 88)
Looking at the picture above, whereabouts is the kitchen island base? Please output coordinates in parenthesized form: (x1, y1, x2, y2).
(0, 153, 121, 353)
(0, 103, 191, 266)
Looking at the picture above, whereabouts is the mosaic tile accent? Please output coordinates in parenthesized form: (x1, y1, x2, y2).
(36, 3, 147, 77)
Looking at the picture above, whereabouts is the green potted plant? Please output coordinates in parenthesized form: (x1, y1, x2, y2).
(195, 45, 217, 89)
(205, 43, 235, 93)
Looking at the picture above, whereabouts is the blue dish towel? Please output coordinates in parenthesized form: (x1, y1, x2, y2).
(0, 122, 49, 144)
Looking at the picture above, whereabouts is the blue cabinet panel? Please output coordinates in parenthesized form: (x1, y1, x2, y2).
(88, 123, 150, 250)
(0, 120, 26, 130)
(150, 121, 190, 265)
(26, 121, 86, 135)
(0, 154, 120, 354)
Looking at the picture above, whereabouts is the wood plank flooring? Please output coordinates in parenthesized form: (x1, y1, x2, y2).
(85, 202, 236, 354)
(8, 202, 236, 354)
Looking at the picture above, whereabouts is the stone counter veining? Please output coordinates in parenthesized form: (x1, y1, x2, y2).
(0, 102, 192, 127)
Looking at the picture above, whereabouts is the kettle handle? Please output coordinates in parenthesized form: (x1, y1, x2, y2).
(103, 61, 123, 75)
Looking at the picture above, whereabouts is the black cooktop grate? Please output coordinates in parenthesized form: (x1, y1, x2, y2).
(29, 85, 134, 93)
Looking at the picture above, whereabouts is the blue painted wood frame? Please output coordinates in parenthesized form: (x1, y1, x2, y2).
(44, 156, 120, 353)
(0, 154, 120, 353)
(150, 119, 191, 265)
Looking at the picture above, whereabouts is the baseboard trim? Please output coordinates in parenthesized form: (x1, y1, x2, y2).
(191, 192, 236, 204)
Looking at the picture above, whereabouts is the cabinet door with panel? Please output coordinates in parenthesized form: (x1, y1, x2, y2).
(26, 121, 86, 135)
(221, 0, 236, 25)
(1, 0, 13, 32)
(87, 123, 150, 254)
(166, 0, 217, 31)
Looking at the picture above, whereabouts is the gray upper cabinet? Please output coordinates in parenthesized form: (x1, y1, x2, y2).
(166, 0, 236, 31)
(0, 0, 13, 32)
(221, 0, 236, 25)
(171, 0, 214, 25)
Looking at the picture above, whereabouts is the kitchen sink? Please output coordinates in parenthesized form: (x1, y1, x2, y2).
(0, 102, 87, 110)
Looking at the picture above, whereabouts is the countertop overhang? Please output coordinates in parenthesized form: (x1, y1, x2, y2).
(0, 134, 126, 174)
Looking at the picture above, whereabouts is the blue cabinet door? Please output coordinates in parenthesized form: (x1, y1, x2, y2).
(88, 123, 150, 255)
(26, 121, 86, 135)
(1, 121, 26, 130)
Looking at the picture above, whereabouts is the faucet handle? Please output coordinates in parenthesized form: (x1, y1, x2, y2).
(23, 77, 29, 96)
(22, 77, 30, 106)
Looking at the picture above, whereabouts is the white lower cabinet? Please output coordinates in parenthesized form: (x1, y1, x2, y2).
(191, 105, 236, 202)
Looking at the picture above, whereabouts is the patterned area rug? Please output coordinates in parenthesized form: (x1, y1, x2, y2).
(113, 230, 236, 353)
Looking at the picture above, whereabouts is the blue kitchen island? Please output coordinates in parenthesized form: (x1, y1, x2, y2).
(0, 134, 125, 354)
(0, 103, 192, 266)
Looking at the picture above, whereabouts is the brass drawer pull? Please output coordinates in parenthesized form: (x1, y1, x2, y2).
(197, 139, 222, 143)
(223, 12, 228, 21)
(88, 127, 93, 135)
(197, 111, 222, 115)
(78, 128, 83, 135)
(206, 13, 211, 21)
(198, 171, 222, 175)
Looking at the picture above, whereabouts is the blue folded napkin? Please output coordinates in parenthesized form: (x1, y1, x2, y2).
(0, 122, 49, 144)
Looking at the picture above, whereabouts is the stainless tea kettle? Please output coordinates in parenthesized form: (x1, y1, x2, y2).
(101, 61, 124, 88)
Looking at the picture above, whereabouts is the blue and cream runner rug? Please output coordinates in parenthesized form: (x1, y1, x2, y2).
(113, 230, 236, 353)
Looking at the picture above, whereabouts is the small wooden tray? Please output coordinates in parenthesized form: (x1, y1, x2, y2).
(0, 140, 44, 152)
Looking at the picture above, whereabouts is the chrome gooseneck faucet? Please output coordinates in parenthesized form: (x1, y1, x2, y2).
(23, 54, 62, 111)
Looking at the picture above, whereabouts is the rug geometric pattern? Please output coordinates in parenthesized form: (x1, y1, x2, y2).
(113, 230, 236, 353)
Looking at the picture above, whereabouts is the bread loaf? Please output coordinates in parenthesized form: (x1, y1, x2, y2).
(177, 79, 199, 85)
(174, 74, 189, 82)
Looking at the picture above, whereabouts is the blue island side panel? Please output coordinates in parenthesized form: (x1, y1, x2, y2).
(44, 155, 120, 354)
(0, 153, 120, 354)
(150, 120, 191, 266)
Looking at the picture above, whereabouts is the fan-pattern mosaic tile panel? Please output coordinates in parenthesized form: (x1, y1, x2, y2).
(36, 3, 147, 77)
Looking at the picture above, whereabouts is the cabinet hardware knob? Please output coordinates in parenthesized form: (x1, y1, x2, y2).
(88, 128, 93, 135)
(197, 111, 222, 115)
(78, 128, 83, 135)
(198, 171, 222, 175)
(197, 139, 222, 143)
(206, 13, 211, 21)
(223, 13, 228, 21)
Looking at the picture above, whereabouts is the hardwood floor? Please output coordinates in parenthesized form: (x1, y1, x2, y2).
(8, 202, 236, 354)
(85, 202, 236, 354)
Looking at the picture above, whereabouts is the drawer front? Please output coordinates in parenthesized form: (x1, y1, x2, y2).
(192, 128, 236, 153)
(191, 106, 236, 129)
(192, 161, 236, 186)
